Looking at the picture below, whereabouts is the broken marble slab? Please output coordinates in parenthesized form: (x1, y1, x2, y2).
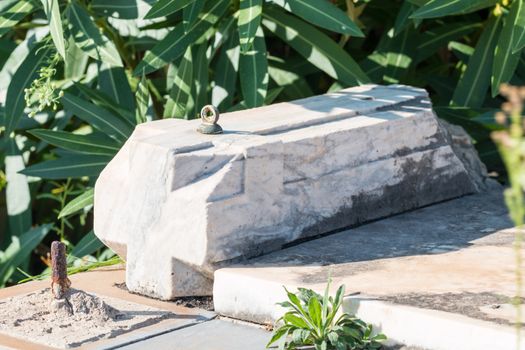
(94, 84, 490, 299)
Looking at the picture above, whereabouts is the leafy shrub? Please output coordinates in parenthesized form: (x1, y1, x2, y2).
(0, 0, 523, 285)
(267, 282, 386, 350)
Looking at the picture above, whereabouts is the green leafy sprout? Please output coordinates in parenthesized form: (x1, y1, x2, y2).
(267, 280, 386, 350)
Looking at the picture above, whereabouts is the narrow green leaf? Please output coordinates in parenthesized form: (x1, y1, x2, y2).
(0, 224, 52, 286)
(69, 230, 104, 259)
(393, 2, 415, 36)
(285, 288, 307, 315)
(265, 87, 284, 104)
(0, 0, 19, 13)
(262, 6, 370, 85)
(512, 0, 525, 53)
(164, 46, 193, 118)
(212, 31, 240, 110)
(383, 27, 415, 84)
(240, 27, 268, 108)
(516, 51, 525, 79)
(183, 0, 205, 33)
(283, 313, 309, 328)
(193, 43, 209, 113)
(272, 0, 363, 37)
(135, 0, 228, 75)
(145, 0, 195, 19)
(449, 41, 473, 62)
(5, 44, 51, 135)
(61, 92, 133, 142)
(74, 83, 135, 127)
(411, 0, 497, 19)
(268, 56, 313, 100)
(360, 52, 386, 82)
(451, 16, 501, 108)
(64, 36, 88, 79)
(135, 71, 150, 124)
(321, 278, 330, 327)
(41, 0, 66, 59)
(491, 1, 521, 97)
(238, 0, 262, 52)
(406, 0, 427, 5)
(68, 1, 123, 67)
(333, 284, 345, 309)
(267, 326, 291, 347)
(92, 0, 153, 19)
(416, 22, 481, 63)
(21, 154, 112, 179)
(208, 15, 237, 61)
(29, 129, 120, 156)
(59, 189, 94, 218)
(0, 0, 37, 38)
(5, 138, 31, 237)
(99, 64, 136, 114)
(308, 296, 322, 327)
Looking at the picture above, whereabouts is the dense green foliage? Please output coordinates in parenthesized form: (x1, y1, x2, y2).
(268, 282, 386, 349)
(0, 0, 522, 285)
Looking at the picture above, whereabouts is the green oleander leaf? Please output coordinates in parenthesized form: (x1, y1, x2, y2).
(238, 0, 262, 52)
(68, 1, 122, 66)
(451, 16, 501, 108)
(59, 189, 94, 218)
(239, 26, 268, 108)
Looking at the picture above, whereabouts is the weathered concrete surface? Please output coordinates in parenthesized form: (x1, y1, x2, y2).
(94, 84, 490, 299)
(214, 189, 525, 349)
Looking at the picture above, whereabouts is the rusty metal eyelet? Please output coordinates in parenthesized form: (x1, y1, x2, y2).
(197, 105, 223, 134)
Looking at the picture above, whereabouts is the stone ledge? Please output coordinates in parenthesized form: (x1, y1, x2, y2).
(213, 189, 524, 350)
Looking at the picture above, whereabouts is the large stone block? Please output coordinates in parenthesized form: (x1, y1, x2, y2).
(94, 85, 489, 299)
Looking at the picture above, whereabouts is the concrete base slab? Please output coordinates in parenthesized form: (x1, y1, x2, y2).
(214, 189, 525, 349)
(0, 268, 214, 350)
(119, 319, 270, 350)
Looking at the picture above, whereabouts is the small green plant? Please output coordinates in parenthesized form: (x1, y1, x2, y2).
(267, 281, 386, 350)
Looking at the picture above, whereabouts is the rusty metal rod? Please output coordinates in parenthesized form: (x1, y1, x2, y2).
(51, 241, 71, 299)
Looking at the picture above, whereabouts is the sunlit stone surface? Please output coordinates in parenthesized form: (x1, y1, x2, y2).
(94, 85, 489, 299)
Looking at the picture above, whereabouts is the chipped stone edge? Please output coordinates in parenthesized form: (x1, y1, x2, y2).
(344, 296, 525, 350)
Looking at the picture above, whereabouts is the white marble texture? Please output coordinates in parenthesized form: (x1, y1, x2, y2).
(94, 85, 488, 299)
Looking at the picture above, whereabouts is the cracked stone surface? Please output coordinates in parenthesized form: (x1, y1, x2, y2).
(94, 84, 490, 299)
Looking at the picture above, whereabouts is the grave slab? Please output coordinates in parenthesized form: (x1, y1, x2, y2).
(214, 189, 525, 349)
(94, 84, 490, 299)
